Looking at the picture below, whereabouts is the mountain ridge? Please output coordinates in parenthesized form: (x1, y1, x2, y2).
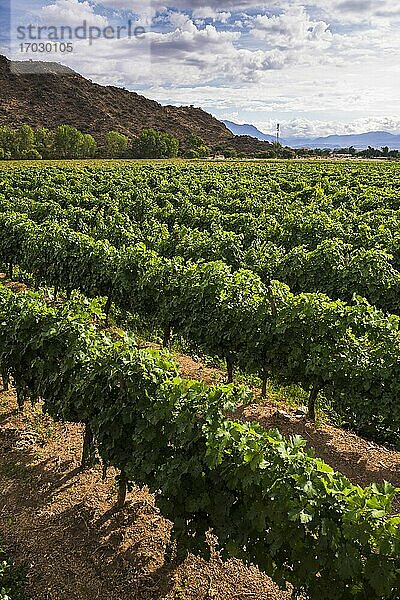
(0, 55, 245, 150)
(222, 120, 277, 142)
(0, 55, 233, 147)
(223, 120, 400, 150)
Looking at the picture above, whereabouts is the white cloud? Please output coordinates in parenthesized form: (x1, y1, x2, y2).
(251, 6, 332, 50)
(91, 0, 400, 25)
(192, 7, 231, 22)
(36, 0, 108, 27)
(5, 0, 400, 137)
(319, 0, 400, 24)
(251, 116, 400, 138)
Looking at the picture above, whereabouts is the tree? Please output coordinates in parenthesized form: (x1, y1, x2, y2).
(187, 133, 204, 149)
(185, 149, 199, 159)
(185, 134, 210, 158)
(105, 131, 129, 158)
(0, 126, 14, 159)
(222, 147, 237, 158)
(197, 146, 209, 157)
(280, 147, 295, 159)
(131, 129, 179, 159)
(34, 128, 54, 159)
(185, 133, 210, 158)
(81, 134, 97, 158)
(21, 149, 42, 160)
(54, 125, 85, 159)
(13, 125, 35, 158)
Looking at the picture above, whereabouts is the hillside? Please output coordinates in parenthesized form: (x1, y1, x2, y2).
(0, 55, 271, 154)
(0, 55, 231, 147)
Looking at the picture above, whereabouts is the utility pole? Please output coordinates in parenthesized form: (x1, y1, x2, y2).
(276, 123, 280, 145)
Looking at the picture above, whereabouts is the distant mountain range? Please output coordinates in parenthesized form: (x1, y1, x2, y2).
(223, 120, 400, 150)
(222, 121, 277, 143)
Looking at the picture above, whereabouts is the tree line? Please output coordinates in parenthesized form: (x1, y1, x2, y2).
(0, 125, 213, 160)
(335, 145, 400, 159)
(1, 124, 399, 161)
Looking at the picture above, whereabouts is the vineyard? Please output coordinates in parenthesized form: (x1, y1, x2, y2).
(1, 160, 400, 598)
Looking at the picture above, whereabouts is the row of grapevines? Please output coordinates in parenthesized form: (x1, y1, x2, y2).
(2, 213, 400, 445)
(0, 283, 399, 599)
(3, 199, 400, 316)
(3, 165, 400, 315)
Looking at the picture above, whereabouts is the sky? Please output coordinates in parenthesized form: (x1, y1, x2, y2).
(1, 0, 400, 138)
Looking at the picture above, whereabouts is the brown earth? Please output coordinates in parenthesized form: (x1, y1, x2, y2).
(0, 55, 271, 154)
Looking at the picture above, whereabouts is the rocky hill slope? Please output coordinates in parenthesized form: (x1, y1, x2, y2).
(0, 55, 269, 153)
